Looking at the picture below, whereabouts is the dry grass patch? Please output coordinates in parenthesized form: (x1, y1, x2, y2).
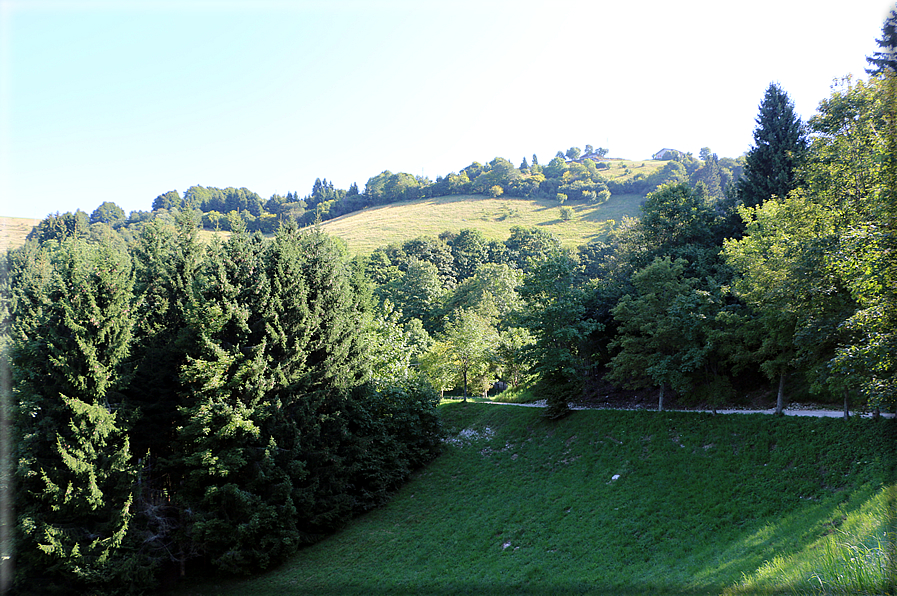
(1, 217, 40, 252)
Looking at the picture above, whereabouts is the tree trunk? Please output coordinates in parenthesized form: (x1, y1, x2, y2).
(775, 372, 786, 415)
(462, 369, 468, 402)
(843, 388, 849, 419)
(658, 383, 665, 412)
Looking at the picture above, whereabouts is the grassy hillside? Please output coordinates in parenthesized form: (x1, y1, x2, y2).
(0, 217, 40, 252)
(3, 194, 643, 257)
(175, 403, 895, 595)
(321, 193, 645, 255)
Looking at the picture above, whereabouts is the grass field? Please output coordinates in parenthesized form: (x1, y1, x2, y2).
(320, 193, 646, 255)
(174, 403, 896, 596)
(0, 217, 40, 252)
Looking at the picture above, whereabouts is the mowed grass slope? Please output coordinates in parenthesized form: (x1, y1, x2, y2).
(175, 404, 896, 596)
(320, 193, 645, 255)
(0, 217, 40, 252)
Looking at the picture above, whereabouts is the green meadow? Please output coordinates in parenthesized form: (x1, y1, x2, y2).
(174, 403, 896, 596)
(319, 193, 646, 255)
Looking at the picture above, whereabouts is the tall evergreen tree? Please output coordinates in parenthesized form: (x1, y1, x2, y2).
(10, 237, 144, 591)
(866, 6, 897, 74)
(126, 213, 204, 460)
(737, 83, 808, 209)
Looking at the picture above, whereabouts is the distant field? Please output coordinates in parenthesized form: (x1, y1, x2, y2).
(321, 193, 645, 255)
(0, 217, 40, 252)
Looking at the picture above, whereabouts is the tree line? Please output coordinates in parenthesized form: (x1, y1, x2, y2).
(33, 143, 743, 241)
(4, 217, 443, 593)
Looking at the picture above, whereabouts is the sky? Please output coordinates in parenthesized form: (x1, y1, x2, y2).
(1, 0, 893, 220)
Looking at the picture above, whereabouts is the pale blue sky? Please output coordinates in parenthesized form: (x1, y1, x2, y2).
(1, 0, 892, 219)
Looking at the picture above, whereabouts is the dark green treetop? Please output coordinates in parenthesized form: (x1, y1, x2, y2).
(866, 5, 897, 74)
(736, 83, 808, 209)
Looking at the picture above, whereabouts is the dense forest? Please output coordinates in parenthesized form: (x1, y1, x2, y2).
(2, 12, 896, 595)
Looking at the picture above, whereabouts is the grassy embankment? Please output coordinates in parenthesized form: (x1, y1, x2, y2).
(175, 403, 895, 596)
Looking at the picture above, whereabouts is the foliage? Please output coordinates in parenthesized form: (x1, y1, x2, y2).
(90, 201, 127, 227)
(609, 257, 699, 410)
(736, 83, 808, 209)
(6, 218, 444, 591)
(9, 237, 145, 592)
(518, 249, 600, 417)
(866, 5, 897, 74)
(432, 308, 499, 400)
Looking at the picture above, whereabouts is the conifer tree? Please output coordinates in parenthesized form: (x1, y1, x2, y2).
(866, 6, 897, 75)
(174, 223, 372, 571)
(10, 237, 142, 591)
(737, 83, 808, 209)
(126, 213, 204, 460)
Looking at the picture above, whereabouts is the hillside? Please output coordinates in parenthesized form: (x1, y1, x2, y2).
(0, 217, 40, 252)
(320, 193, 645, 255)
(175, 403, 896, 596)
(1, 157, 671, 254)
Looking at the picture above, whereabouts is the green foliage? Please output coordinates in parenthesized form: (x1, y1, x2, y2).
(376, 258, 446, 331)
(518, 249, 600, 416)
(503, 226, 562, 271)
(436, 308, 500, 400)
(736, 82, 808, 209)
(26, 210, 90, 244)
(865, 6, 897, 74)
(608, 257, 697, 409)
(10, 237, 143, 592)
(804, 74, 897, 408)
(448, 228, 488, 280)
(90, 201, 126, 227)
(152, 190, 184, 211)
(439, 262, 522, 325)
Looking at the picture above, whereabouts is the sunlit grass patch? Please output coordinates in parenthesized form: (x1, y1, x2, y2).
(725, 484, 896, 595)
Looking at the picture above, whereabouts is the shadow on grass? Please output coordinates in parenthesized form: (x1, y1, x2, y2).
(215, 582, 736, 596)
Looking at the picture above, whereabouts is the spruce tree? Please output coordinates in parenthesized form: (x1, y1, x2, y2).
(10, 237, 142, 591)
(124, 212, 206, 575)
(737, 83, 808, 209)
(866, 6, 897, 75)
(126, 213, 204, 460)
(174, 221, 295, 572)
(173, 223, 371, 571)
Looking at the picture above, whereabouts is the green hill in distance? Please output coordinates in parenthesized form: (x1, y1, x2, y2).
(320, 193, 645, 255)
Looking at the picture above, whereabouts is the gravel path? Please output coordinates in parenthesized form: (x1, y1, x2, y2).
(481, 400, 895, 419)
